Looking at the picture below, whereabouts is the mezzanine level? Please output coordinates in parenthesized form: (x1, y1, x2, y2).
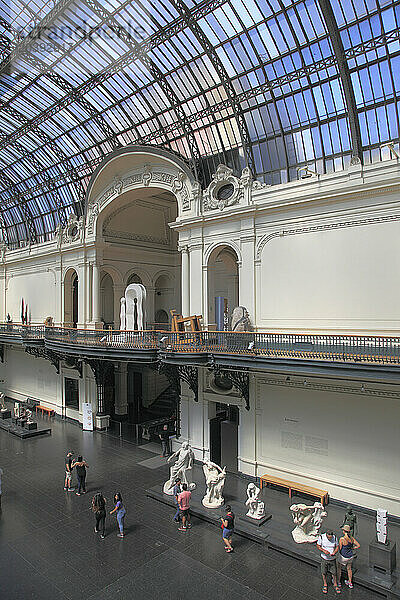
(1, 323, 400, 371)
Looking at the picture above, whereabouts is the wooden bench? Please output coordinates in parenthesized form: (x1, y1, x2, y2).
(35, 405, 54, 417)
(260, 474, 328, 505)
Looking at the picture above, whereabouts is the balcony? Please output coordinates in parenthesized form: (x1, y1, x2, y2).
(1, 325, 400, 376)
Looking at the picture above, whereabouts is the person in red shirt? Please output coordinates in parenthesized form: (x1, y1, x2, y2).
(177, 483, 192, 531)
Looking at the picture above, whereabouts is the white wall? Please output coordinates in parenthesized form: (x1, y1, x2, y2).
(7, 269, 56, 323)
(0, 346, 59, 409)
(257, 219, 400, 333)
(238, 376, 400, 516)
(0, 347, 95, 422)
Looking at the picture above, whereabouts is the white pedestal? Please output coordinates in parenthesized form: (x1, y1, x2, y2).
(95, 414, 110, 430)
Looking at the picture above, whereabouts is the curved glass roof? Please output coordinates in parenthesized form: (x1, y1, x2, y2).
(0, 0, 399, 246)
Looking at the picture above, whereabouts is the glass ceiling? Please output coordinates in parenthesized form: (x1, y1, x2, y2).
(0, 0, 399, 246)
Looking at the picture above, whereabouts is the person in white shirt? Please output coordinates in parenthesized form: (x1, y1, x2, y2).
(316, 530, 341, 595)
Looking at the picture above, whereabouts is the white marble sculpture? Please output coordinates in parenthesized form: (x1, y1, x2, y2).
(119, 297, 126, 331)
(163, 441, 196, 495)
(202, 460, 226, 508)
(0, 392, 6, 411)
(290, 502, 327, 543)
(119, 284, 147, 330)
(231, 306, 252, 331)
(245, 482, 265, 519)
(376, 508, 388, 544)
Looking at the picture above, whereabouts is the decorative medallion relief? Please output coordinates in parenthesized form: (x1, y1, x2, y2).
(55, 213, 84, 246)
(202, 164, 268, 212)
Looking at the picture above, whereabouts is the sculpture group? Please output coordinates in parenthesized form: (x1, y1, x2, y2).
(163, 441, 270, 518)
(290, 502, 327, 543)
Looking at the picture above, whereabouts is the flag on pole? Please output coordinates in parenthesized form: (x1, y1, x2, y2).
(25, 305, 28, 326)
(21, 298, 24, 324)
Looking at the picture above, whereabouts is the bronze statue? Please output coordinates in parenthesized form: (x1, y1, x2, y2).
(340, 505, 357, 536)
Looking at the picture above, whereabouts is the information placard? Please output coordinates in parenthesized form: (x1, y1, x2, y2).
(82, 403, 93, 431)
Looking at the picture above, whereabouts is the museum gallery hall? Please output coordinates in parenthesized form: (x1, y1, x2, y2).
(0, 1, 399, 599)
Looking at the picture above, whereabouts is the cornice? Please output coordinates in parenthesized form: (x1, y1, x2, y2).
(256, 377, 400, 400)
(256, 211, 400, 260)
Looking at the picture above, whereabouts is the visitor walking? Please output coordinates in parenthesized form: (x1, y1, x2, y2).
(110, 492, 126, 538)
(92, 492, 106, 539)
(64, 451, 74, 492)
(316, 530, 341, 594)
(177, 483, 191, 531)
(221, 505, 235, 552)
(337, 524, 360, 589)
(72, 455, 89, 495)
(159, 424, 171, 457)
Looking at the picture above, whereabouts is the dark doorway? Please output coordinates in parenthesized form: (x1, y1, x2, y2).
(127, 367, 142, 423)
(72, 274, 78, 328)
(210, 403, 239, 472)
(65, 377, 79, 409)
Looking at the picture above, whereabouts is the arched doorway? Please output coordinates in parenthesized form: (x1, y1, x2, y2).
(126, 273, 142, 286)
(101, 273, 114, 328)
(154, 274, 173, 327)
(207, 246, 239, 329)
(64, 269, 78, 328)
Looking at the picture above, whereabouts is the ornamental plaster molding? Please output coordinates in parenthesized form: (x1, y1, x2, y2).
(102, 231, 169, 245)
(256, 377, 400, 400)
(202, 165, 268, 212)
(54, 213, 84, 247)
(86, 166, 197, 235)
(256, 212, 400, 260)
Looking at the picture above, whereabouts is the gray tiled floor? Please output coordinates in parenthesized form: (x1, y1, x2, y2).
(0, 415, 389, 600)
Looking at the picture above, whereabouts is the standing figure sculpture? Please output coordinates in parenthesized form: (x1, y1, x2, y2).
(245, 482, 265, 519)
(119, 297, 126, 331)
(290, 502, 327, 543)
(202, 460, 226, 508)
(0, 392, 6, 411)
(340, 506, 357, 536)
(163, 441, 195, 495)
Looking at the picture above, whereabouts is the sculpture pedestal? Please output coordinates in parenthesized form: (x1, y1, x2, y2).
(25, 421, 38, 431)
(202, 498, 224, 509)
(238, 513, 272, 527)
(95, 414, 110, 430)
(369, 539, 396, 575)
(0, 409, 11, 419)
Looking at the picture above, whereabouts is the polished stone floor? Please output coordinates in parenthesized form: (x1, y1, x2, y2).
(0, 415, 386, 600)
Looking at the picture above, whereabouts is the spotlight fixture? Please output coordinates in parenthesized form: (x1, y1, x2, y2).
(361, 383, 365, 392)
(297, 166, 317, 179)
(380, 142, 400, 159)
(286, 376, 290, 382)
(303, 379, 308, 386)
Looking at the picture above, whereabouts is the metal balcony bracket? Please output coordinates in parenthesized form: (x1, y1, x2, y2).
(25, 345, 60, 374)
(213, 365, 250, 411)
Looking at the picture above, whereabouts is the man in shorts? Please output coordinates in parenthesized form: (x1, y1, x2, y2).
(177, 483, 191, 531)
(317, 530, 341, 594)
(64, 451, 74, 492)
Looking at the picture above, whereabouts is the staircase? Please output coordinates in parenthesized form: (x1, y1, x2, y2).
(141, 384, 178, 422)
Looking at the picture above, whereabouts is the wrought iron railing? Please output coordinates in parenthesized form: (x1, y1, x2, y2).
(0, 323, 46, 339)
(0, 324, 399, 365)
(159, 331, 400, 364)
(45, 327, 160, 348)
